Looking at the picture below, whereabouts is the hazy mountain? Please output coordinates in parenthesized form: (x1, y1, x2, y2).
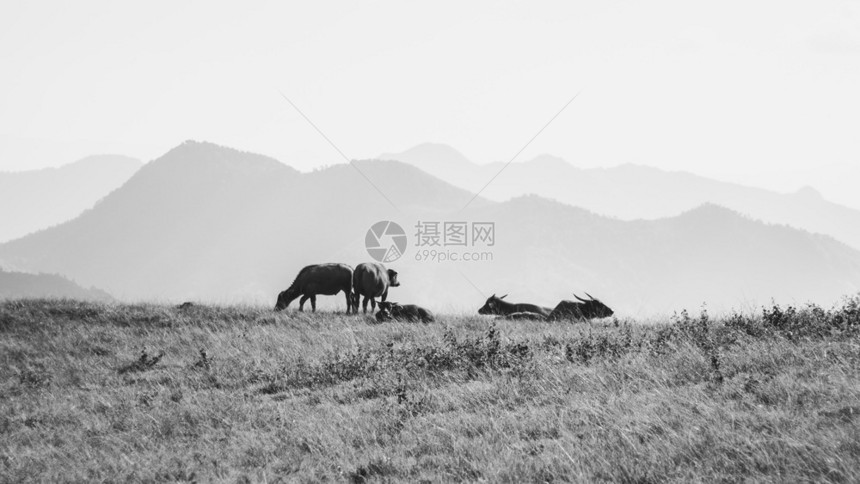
(380, 144, 860, 252)
(379, 143, 474, 180)
(0, 141, 485, 304)
(0, 268, 113, 302)
(0, 155, 142, 243)
(1, 140, 858, 315)
(458, 198, 860, 315)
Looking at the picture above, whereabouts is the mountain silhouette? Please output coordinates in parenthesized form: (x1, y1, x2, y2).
(381, 144, 860, 252)
(379, 143, 473, 180)
(0, 268, 113, 302)
(0, 155, 141, 243)
(460, 198, 860, 315)
(0, 141, 487, 303)
(1, 141, 858, 314)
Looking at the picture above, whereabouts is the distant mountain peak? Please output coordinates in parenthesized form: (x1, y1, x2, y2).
(526, 154, 572, 168)
(378, 143, 474, 174)
(795, 185, 824, 200)
(0, 154, 143, 243)
(148, 140, 296, 175)
(679, 202, 745, 219)
(167, 139, 269, 158)
(0, 268, 113, 301)
(64, 154, 141, 170)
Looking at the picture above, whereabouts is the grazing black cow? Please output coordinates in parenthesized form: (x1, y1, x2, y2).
(353, 262, 400, 313)
(477, 294, 552, 317)
(275, 263, 354, 313)
(547, 293, 614, 321)
(375, 301, 435, 324)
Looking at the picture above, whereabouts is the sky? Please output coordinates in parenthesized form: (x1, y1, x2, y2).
(1, 0, 859, 208)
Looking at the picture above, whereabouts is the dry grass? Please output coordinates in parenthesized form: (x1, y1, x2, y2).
(1, 298, 859, 482)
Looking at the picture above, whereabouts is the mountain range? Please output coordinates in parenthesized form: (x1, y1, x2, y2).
(380, 143, 860, 251)
(0, 140, 858, 315)
(0, 155, 142, 243)
(0, 268, 112, 302)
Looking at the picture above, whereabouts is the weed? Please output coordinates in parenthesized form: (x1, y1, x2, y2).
(349, 458, 397, 483)
(191, 348, 212, 371)
(565, 328, 635, 364)
(118, 347, 164, 374)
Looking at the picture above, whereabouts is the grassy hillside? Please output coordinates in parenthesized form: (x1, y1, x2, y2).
(1, 299, 859, 482)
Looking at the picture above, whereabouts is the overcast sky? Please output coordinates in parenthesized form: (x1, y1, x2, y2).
(1, 1, 858, 208)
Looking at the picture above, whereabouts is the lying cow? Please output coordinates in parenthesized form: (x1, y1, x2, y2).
(477, 294, 552, 318)
(501, 311, 548, 321)
(375, 301, 435, 324)
(547, 293, 614, 321)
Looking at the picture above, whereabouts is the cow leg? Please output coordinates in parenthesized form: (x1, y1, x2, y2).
(362, 296, 369, 313)
(310, 295, 317, 312)
(370, 298, 377, 311)
(299, 295, 309, 311)
(381, 288, 389, 302)
(344, 290, 352, 314)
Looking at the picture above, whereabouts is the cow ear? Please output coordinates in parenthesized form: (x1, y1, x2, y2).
(500, 294, 508, 299)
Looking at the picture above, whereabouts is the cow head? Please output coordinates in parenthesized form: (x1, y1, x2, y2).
(387, 269, 400, 287)
(478, 293, 508, 315)
(377, 301, 398, 312)
(573, 293, 614, 318)
(274, 288, 299, 311)
(375, 301, 398, 322)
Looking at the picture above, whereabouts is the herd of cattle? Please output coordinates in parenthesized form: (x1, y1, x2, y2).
(274, 262, 614, 323)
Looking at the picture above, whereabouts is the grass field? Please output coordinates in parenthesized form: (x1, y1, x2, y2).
(2, 298, 860, 483)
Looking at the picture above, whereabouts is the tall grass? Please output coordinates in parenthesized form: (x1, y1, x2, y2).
(1, 297, 859, 482)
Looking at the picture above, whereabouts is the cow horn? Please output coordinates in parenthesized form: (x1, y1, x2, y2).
(500, 294, 508, 299)
(574, 293, 589, 302)
(585, 292, 596, 301)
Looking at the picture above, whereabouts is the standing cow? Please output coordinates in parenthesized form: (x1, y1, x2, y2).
(275, 263, 354, 313)
(353, 262, 400, 313)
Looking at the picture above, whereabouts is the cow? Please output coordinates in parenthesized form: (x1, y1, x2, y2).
(547, 293, 614, 321)
(375, 301, 435, 324)
(477, 294, 552, 318)
(501, 311, 548, 321)
(275, 263, 354, 313)
(352, 262, 400, 313)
